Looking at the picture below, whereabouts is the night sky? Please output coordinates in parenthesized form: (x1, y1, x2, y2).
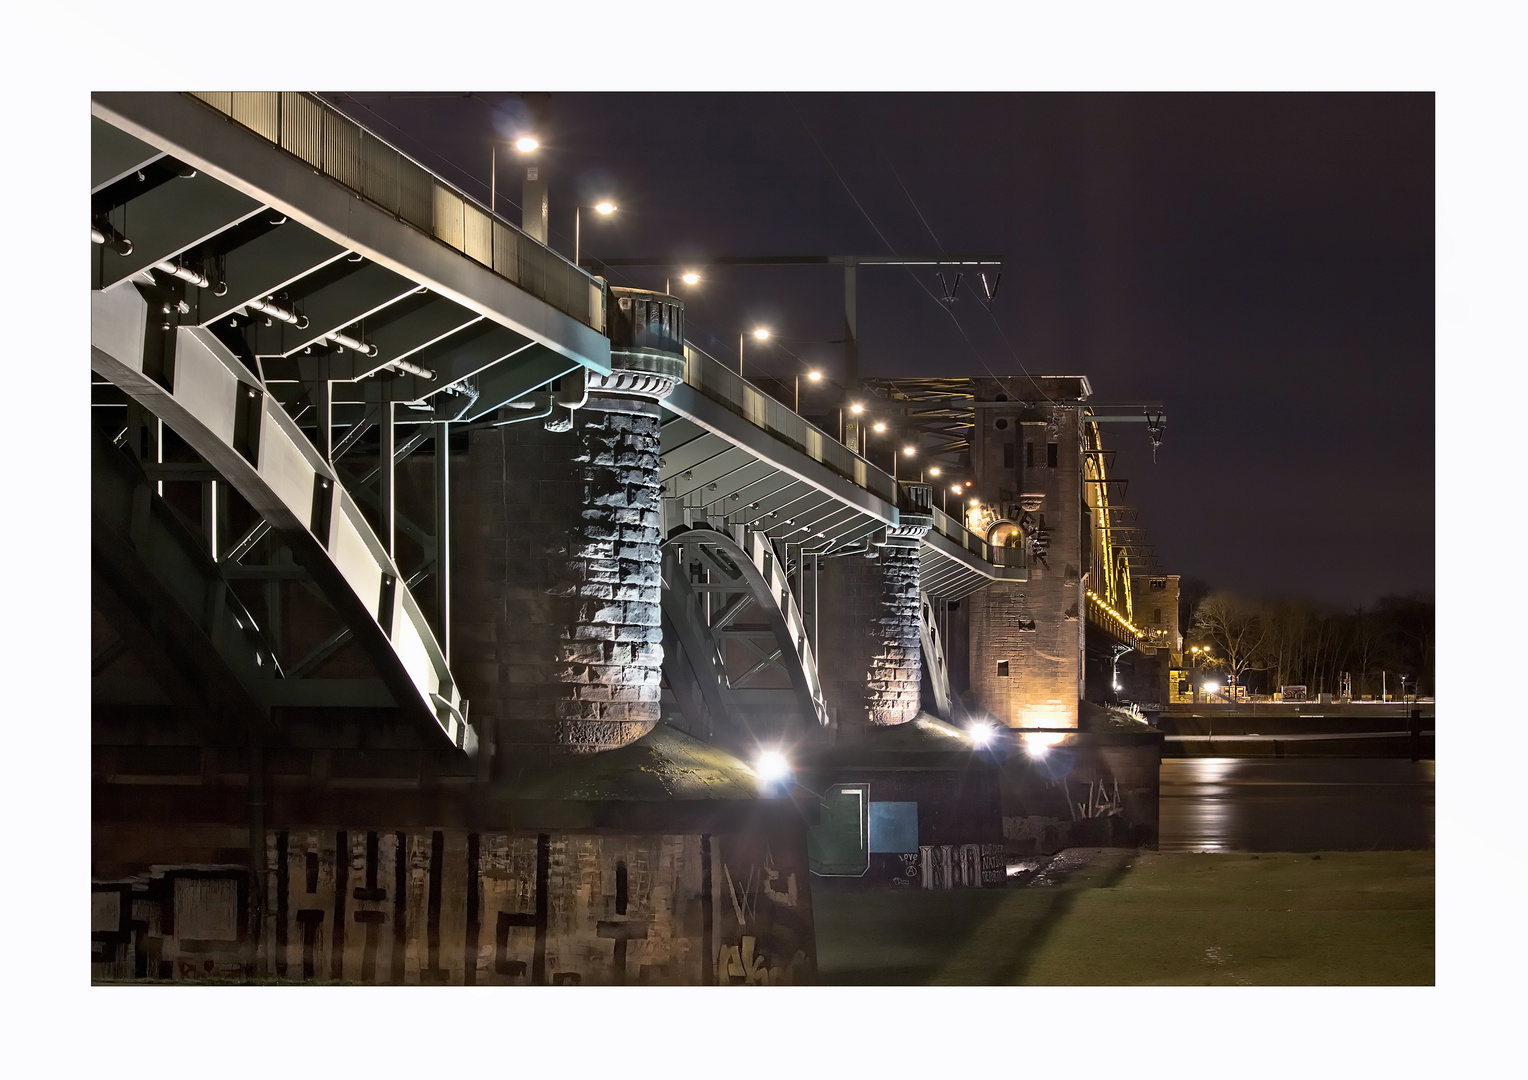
(328, 92, 1434, 610)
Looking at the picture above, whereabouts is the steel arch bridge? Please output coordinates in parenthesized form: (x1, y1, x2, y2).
(90, 92, 1027, 760)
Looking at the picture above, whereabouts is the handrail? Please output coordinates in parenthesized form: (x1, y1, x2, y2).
(678, 342, 1023, 573)
(186, 92, 605, 336)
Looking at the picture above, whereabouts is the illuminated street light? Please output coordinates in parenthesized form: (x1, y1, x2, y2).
(903, 445, 916, 456)
(929, 466, 941, 476)
(850, 403, 864, 414)
(807, 370, 822, 381)
(873, 421, 887, 433)
(574, 200, 617, 266)
(681, 271, 701, 285)
(951, 484, 962, 494)
(739, 327, 771, 375)
(492, 135, 541, 217)
(968, 721, 995, 748)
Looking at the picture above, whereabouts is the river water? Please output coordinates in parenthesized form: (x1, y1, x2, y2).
(1158, 758, 1435, 852)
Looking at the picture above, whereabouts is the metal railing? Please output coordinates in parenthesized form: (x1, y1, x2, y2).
(188, 92, 605, 335)
(679, 343, 1022, 571)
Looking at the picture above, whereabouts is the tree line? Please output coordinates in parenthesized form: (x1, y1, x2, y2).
(1184, 587, 1434, 698)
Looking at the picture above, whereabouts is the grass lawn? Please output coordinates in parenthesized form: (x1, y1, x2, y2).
(812, 849, 1434, 985)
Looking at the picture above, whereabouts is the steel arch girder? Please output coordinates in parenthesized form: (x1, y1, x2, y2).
(92, 429, 286, 737)
(659, 527, 829, 744)
(919, 591, 953, 721)
(91, 283, 472, 755)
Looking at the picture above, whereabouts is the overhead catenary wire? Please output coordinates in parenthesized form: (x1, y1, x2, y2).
(876, 145, 1059, 408)
(792, 101, 1049, 418)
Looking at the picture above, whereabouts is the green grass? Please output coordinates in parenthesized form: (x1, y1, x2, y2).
(812, 850, 1434, 985)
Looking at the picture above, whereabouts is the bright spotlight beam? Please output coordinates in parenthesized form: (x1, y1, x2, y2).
(755, 750, 791, 785)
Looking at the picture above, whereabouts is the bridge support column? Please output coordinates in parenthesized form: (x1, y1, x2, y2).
(455, 352, 685, 771)
(815, 527, 927, 740)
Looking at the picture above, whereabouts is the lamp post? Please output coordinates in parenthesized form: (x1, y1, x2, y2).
(491, 136, 538, 214)
(1190, 645, 1213, 704)
(739, 327, 769, 376)
(492, 136, 544, 240)
(574, 201, 616, 267)
(843, 401, 864, 447)
(795, 368, 822, 413)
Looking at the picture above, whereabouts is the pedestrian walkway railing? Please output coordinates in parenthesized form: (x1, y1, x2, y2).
(187, 92, 605, 335)
(680, 342, 1023, 571)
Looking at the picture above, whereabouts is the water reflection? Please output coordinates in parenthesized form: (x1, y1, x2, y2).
(1159, 758, 1435, 853)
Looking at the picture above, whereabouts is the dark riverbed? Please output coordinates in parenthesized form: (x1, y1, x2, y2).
(1158, 758, 1435, 852)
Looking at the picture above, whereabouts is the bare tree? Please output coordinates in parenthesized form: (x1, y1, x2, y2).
(1190, 591, 1269, 694)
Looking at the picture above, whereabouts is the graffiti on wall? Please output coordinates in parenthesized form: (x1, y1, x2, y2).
(879, 845, 1006, 889)
(93, 827, 817, 986)
(92, 867, 252, 983)
(713, 841, 815, 985)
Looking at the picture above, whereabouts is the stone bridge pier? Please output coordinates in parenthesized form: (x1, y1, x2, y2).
(455, 350, 680, 772)
(814, 525, 928, 741)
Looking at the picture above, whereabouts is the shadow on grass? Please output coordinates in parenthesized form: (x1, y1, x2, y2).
(814, 851, 1139, 985)
(812, 882, 1012, 985)
(1004, 852, 1135, 985)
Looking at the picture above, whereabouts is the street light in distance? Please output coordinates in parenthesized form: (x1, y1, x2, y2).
(739, 327, 770, 375)
(574, 200, 617, 266)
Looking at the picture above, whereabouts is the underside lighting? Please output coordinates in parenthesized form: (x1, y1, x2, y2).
(755, 750, 792, 788)
(1022, 731, 1065, 758)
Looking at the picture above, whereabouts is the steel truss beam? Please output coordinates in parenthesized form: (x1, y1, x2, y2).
(92, 282, 471, 753)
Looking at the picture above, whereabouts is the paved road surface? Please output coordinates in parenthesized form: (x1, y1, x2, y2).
(1158, 758, 1434, 852)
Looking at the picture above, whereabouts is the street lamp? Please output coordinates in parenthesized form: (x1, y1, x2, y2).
(491, 134, 540, 219)
(1189, 645, 1213, 704)
(794, 368, 823, 413)
(740, 327, 770, 376)
(574, 201, 616, 267)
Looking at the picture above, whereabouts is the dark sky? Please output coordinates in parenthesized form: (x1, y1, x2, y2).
(328, 92, 1434, 610)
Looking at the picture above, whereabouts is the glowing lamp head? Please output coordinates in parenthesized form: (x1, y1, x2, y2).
(968, 721, 996, 748)
(850, 403, 864, 415)
(807, 370, 822, 381)
(951, 484, 962, 494)
(594, 201, 616, 215)
(681, 271, 701, 285)
(903, 445, 916, 455)
(515, 137, 540, 153)
(964, 481, 972, 488)
(753, 328, 770, 340)
(754, 750, 792, 789)
(873, 421, 887, 433)
(929, 467, 941, 476)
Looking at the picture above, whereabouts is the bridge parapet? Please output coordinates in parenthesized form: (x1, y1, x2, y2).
(676, 343, 1021, 579)
(182, 92, 606, 336)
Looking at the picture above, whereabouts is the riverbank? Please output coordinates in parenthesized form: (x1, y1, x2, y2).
(813, 848, 1434, 985)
